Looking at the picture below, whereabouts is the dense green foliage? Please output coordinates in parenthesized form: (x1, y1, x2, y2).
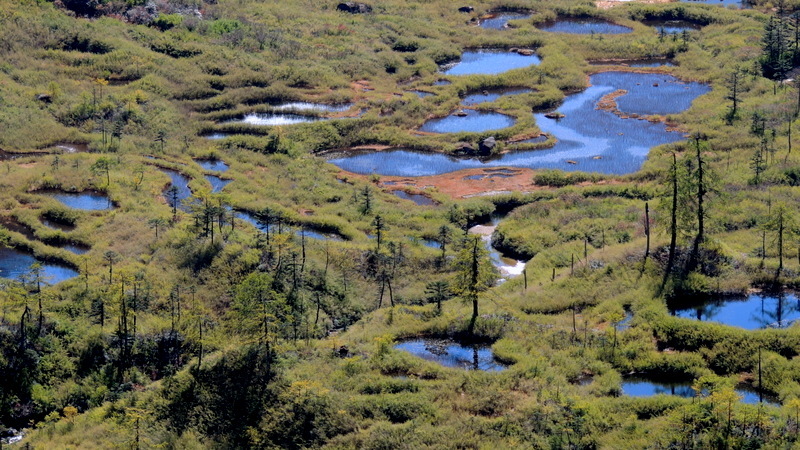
(2, 0, 800, 448)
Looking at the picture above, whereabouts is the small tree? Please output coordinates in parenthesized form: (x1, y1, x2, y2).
(452, 236, 497, 334)
(91, 157, 116, 187)
(424, 280, 451, 314)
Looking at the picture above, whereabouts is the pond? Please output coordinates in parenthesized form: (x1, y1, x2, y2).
(537, 18, 632, 34)
(479, 12, 531, 29)
(394, 338, 508, 371)
(328, 72, 709, 176)
(589, 58, 675, 68)
(433, 80, 452, 86)
(668, 292, 800, 329)
(680, 0, 751, 8)
(441, 50, 540, 76)
(159, 169, 192, 212)
(41, 191, 114, 211)
(206, 175, 231, 193)
(460, 88, 533, 106)
(622, 377, 780, 405)
(419, 109, 515, 133)
(233, 210, 343, 241)
(391, 190, 436, 206)
(643, 19, 702, 34)
(0, 247, 79, 284)
(622, 377, 695, 398)
(196, 159, 229, 172)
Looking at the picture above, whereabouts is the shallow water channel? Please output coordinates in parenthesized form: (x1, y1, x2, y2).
(394, 338, 508, 371)
(328, 72, 709, 176)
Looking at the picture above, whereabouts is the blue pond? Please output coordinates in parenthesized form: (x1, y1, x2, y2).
(433, 80, 451, 86)
(391, 190, 436, 206)
(669, 293, 800, 329)
(160, 169, 192, 211)
(441, 50, 540, 76)
(206, 175, 231, 193)
(196, 159, 229, 172)
(480, 12, 531, 30)
(622, 377, 779, 405)
(43, 191, 113, 211)
(329, 72, 709, 176)
(538, 18, 632, 34)
(420, 109, 515, 133)
(644, 20, 702, 34)
(622, 378, 695, 398)
(0, 247, 79, 284)
(680, 0, 750, 7)
(461, 88, 532, 106)
(395, 338, 507, 371)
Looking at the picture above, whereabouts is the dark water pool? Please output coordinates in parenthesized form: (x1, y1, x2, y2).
(461, 88, 533, 106)
(538, 18, 632, 34)
(643, 19, 702, 34)
(391, 191, 436, 206)
(441, 50, 540, 76)
(41, 219, 75, 232)
(669, 293, 800, 329)
(42, 191, 113, 211)
(419, 109, 515, 133)
(395, 338, 508, 371)
(480, 12, 531, 29)
(0, 247, 79, 284)
(329, 72, 709, 176)
(409, 90, 434, 98)
(196, 159, 229, 172)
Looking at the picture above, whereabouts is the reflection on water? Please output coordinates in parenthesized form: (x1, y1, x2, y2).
(329, 72, 709, 176)
(419, 109, 515, 133)
(41, 191, 114, 211)
(669, 293, 800, 329)
(538, 18, 632, 34)
(0, 247, 79, 284)
(642, 19, 702, 34)
(395, 338, 507, 371)
(159, 169, 192, 212)
(441, 50, 540, 76)
(205, 175, 231, 193)
(196, 159, 229, 172)
(460, 88, 533, 106)
(480, 12, 531, 29)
